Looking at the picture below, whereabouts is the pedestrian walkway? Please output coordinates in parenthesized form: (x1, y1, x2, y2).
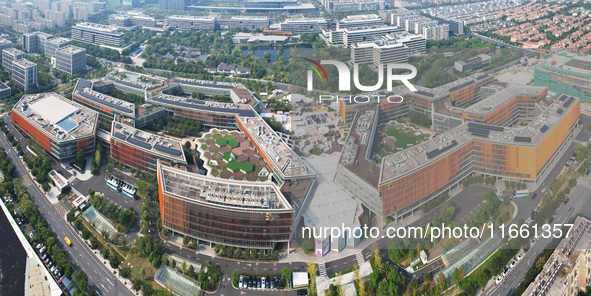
(318, 262, 327, 277)
(355, 252, 365, 266)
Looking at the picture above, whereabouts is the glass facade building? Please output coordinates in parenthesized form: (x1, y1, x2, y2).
(157, 162, 295, 249)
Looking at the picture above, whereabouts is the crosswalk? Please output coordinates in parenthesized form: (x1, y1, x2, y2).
(355, 252, 365, 266)
(318, 262, 327, 277)
(53, 203, 69, 219)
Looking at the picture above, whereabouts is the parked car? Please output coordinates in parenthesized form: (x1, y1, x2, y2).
(298, 289, 308, 296)
(239, 275, 243, 288)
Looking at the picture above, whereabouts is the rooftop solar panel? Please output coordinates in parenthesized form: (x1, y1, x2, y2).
(559, 94, 567, 101)
(154, 144, 182, 156)
(127, 137, 152, 149)
(134, 133, 147, 141)
(476, 74, 489, 80)
(557, 109, 564, 115)
(75, 90, 133, 114)
(448, 81, 474, 93)
(467, 122, 504, 132)
(113, 132, 127, 141)
(107, 76, 144, 89)
(173, 79, 234, 89)
(75, 78, 92, 91)
(514, 136, 532, 143)
(150, 97, 256, 117)
(563, 97, 575, 108)
(426, 140, 458, 159)
(415, 90, 434, 97)
(540, 125, 549, 133)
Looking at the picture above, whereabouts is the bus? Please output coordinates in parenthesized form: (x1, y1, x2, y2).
(515, 190, 529, 198)
(64, 237, 71, 246)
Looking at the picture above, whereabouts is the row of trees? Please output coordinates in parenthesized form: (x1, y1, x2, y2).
(0, 124, 90, 294)
(145, 115, 202, 137)
(73, 41, 132, 64)
(89, 193, 135, 230)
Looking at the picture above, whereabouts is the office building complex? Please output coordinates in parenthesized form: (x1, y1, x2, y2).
(147, 93, 256, 129)
(22, 32, 53, 53)
(243, 0, 316, 12)
(322, 0, 381, 13)
(2, 47, 24, 73)
(44, 37, 72, 59)
(351, 33, 426, 66)
(535, 52, 591, 103)
(165, 15, 216, 31)
(158, 161, 295, 249)
(523, 217, 591, 296)
(72, 22, 126, 47)
(110, 122, 187, 171)
(55, 45, 86, 75)
(108, 14, 156, 27)
(335, 78, 580, 223)
(329, 25, 405, 47)
(11, 93, 98, 160)
(454, 54, 491, 72)
(12, 59, 37, 90)
(336, 14, 384, 30)
(217, 16, 270, 31)
(279, 18, 329, 35)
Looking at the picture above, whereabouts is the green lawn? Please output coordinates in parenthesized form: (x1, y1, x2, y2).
(228, 160, 253, 172)
(385, 128, 417, 148)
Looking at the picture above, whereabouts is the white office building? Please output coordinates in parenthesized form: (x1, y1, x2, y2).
(55, 45, 86, 75)
(165, 15, 216, 31)
(72, 22, 126, 46)
(12, 59, 37, 90)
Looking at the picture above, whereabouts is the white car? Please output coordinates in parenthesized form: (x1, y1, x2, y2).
(510, 260, 516, 268)
(517, 253, 524, 261)
(496, 276, 503, 284)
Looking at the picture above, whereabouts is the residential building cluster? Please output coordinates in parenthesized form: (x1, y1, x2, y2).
(489, 6, 591, 53)
(0, 1, 105, 33)
(387, 9, 450, 40)
(422, 0, 520, 25)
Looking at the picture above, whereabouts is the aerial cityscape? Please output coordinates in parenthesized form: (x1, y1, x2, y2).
(1, 0, 591, 296)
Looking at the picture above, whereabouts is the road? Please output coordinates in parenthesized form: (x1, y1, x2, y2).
(472, 33, 538, 57)
(0, 129, 134, 296)
(488, 178, 591, 296)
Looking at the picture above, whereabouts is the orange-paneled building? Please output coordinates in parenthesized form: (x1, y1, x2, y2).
(11, 93, 98, 160)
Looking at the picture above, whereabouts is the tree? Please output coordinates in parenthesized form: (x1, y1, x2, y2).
(141, 267, 146, 279)
(453, 267, 460, 285)
(75, 149, 85, 169)
(188, 264, 195, 278)
(281, 266, 291, 288)
(72, 270, 89, 293)
(232, 270, 240, 287)
(460, 265, 465, 281)
(307, 258, 317, 294)
(181, 261, 187, 274)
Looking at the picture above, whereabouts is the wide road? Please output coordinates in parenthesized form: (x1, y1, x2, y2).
(487, 177, 591, 296)
(0, 130, 133, 296)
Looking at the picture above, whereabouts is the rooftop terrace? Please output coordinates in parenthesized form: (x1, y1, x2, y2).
(159, 162, 291, 211)
(13, 93, 98, 142)
(73, 79, 136, 117)
(236, 115, 313, 179)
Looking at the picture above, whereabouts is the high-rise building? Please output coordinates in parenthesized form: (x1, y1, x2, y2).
(44, 37, 72, 59)
(2, 47, 24, 73)
(12, 59, 37, 90)
(422, 24, 449, 40)
(351, 34, 426, 66)
(39, 0, 51, 11)
(44, 10, 66, 26)
(22, 31, 54, 53)
(72, 22, 125, 46)
(55, 45, 86, 75)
